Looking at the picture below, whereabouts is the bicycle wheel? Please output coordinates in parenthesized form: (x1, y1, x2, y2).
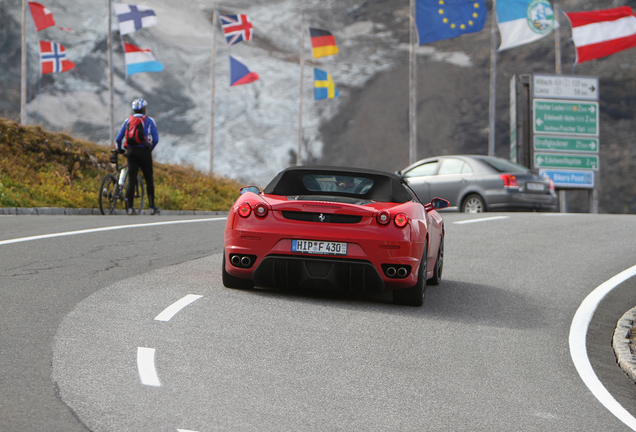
(98, 173, 118, 215)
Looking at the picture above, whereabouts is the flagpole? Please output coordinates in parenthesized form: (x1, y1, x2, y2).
(555, 5, 562, 74)
(297, 11, 305, 166)
(409, 0, 417, 165)
(107, 0, 115, 147)
(488, 0, 497, 157)
(20, 0, 27, 125)
(210, 3, 217, 175)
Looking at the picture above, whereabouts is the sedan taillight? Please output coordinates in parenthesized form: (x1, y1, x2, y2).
(500, 174, 518, 188)
(548, 178, 555, 192)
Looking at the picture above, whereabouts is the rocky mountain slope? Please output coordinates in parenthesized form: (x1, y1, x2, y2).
(1, 0, 635, 213)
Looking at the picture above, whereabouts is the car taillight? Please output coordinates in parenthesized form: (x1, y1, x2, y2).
(548, 178, 555, 192)
(377, 210, 391, 225)
(394, 212, 409, 228)
(254, 203, 269, 217)
(238, 202, 252, 218)
(500, 174, 518, 188)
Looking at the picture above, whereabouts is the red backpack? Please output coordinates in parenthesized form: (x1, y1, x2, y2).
(125, 115, 147, 147)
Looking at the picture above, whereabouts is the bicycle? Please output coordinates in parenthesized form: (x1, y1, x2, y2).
(99, 149, 145, 215)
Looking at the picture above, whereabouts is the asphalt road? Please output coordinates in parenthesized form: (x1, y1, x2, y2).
(1, 212, 635, 431)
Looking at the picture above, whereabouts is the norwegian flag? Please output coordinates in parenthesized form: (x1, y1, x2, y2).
(219, 14, 253, 46)
(39, 41, 75, 75)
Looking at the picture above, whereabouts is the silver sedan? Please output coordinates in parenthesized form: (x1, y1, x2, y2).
(398, 155, 557, 212)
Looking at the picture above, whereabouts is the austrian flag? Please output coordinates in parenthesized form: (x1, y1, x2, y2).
(565, 6, 636, 63)
(39, 41, 75, 74)
(219, 14, 253, 46)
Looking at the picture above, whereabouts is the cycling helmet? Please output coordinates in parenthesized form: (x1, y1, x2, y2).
(131, 97, 147, 111)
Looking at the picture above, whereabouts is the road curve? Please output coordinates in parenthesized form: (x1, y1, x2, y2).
(2, 213, 636, 431)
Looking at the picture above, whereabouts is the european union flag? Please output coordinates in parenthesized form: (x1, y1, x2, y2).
(416, 0, 487, 44)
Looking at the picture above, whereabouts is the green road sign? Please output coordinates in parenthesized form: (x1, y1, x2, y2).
(533, 136, 599, 153)
(533, 99, 599, 136)
(534, 153, 599, 170)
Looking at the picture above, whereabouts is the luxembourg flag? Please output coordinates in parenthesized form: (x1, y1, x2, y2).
(565, 6, 636, 63)
(229, 55, 259, 86)
(497, 0, 556, 51)
(124, 42, 164, 75)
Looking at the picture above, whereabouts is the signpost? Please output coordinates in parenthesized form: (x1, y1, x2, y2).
(511, 73, 600, 212)
(533, 75, 598, 101)
(533, 99, 599, 136)
(533, 136, 598, 153)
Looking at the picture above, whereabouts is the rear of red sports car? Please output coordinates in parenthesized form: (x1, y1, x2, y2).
(223, 167, 446, 306)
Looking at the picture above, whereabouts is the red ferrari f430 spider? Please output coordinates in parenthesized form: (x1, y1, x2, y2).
(223, 166, 448, 306)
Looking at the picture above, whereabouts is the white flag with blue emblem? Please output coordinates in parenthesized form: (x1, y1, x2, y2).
(497, 0, 556, 51)
(112, 3, 157, 35)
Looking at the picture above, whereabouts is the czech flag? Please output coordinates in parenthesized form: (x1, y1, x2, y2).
(309, 28, 339, 58)
(229, 56, 259, 86)
(28, 1, 55, 31)
(314, 68, 338, 100)
(565, 6, 636, 63)
(39, 41, 74, 75)
(124, 42, 164, 75)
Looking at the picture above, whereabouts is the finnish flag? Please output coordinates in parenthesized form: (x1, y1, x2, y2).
(113, 3, 157, 35)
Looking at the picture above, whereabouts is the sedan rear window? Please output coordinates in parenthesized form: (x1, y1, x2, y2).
(480, 158, 530, 173)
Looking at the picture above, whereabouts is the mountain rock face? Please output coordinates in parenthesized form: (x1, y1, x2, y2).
(1, 0, 634, 213)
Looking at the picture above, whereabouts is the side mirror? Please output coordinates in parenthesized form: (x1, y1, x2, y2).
(395, 170, 402, 177)
(425, 197, 449, 211)
(240, 186, 261, 195)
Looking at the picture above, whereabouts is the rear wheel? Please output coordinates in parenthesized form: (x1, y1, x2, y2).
(393, 241, 427, 307)
(99, 174, 118, 215)
(462, 194, 485, 213)
(222, 252, 255, 289)
(428, 234, 444, 286)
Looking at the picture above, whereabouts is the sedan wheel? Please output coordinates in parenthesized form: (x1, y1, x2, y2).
(462, 194, 485, 213)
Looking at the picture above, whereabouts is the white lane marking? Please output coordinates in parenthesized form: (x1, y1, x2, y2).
(569, 264, 636, 431)
(177, 429, 199, 432)
(0, 217, 227, 246)
(137, 347, 161, 387)
(453, 216, 509, 225)
(155, 295, 203, 322)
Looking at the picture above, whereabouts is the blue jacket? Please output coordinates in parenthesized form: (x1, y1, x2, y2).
(115, 114, 159, 151)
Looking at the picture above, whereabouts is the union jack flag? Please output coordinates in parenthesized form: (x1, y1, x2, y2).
(39, 40, 75, 74)
(219, 14, 253, 46)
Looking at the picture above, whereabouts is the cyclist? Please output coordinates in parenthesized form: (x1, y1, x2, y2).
(115, 97, 160, 215)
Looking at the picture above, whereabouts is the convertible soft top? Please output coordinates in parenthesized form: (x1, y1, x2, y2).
(263, 166, 413, 203)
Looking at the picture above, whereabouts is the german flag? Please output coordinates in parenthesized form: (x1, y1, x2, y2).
(309, 28, 339, 58)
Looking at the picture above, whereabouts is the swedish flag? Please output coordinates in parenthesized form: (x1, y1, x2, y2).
(314, 68, 339, 100)
(416, 0, 487, 44)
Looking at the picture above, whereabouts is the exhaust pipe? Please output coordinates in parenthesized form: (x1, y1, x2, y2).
(241, 256, 252, 267)
(231, 255, 241, 266)
(397, 267, 408, 278)
(386, 267, 397, 277)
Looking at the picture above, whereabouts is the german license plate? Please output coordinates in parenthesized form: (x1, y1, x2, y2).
(526, 182, 545, 192)
(292, 239, 347, 256)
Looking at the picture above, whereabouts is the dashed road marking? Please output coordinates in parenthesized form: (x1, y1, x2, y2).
(137, 347, 161, 387)
(155, 295, 203, 322)
(453, 216, 509, 224)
